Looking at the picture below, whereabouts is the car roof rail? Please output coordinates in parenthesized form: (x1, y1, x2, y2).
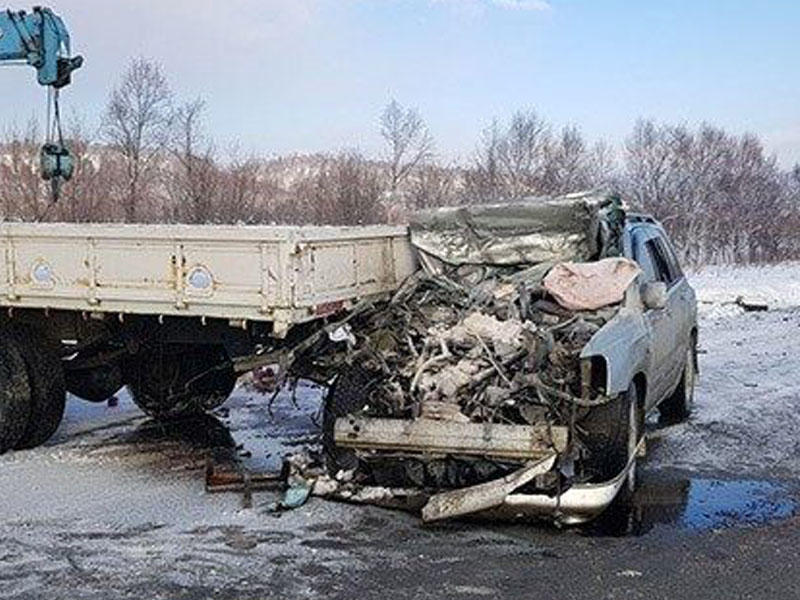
(626, 212, 659, 225)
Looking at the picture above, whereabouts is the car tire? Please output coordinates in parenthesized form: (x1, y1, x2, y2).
(618, 385, 641, 502)
(581, 380, 641, 484)
(659, 342, 696, 424)
(9, 324, 66, 450)
(0, 335, 33, 453)
(322, 364, 375, 474)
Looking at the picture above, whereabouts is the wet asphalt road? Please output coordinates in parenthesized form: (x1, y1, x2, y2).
(1, 310, 799, 599)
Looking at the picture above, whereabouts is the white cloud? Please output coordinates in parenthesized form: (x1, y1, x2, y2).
(491, 0, 552, 10)
(431, 0, 552, 15)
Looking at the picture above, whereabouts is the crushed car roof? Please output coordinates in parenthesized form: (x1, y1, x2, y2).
(408, 191, 625, 267)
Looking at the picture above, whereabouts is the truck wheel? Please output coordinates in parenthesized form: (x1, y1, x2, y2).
(66, 363, 124, 403)
(128, 345, 237, 419)
(9, 324, 66, 450)
(580, 380, 641, 484)
(0, 337, 32, 453)
(659, 343, 696, 424)
(322, 364, 375, 474)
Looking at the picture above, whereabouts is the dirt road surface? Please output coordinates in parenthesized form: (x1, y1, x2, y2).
(1, 307, 799, 599)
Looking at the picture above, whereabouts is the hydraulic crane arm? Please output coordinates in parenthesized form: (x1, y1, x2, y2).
(0, 7, 83, 200)
(0, 7, 82, 88)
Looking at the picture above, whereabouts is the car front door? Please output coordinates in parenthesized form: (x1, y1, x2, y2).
(631, 228, 681, 409)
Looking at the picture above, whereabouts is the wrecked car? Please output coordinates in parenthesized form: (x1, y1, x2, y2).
(291, 192, 698, 525)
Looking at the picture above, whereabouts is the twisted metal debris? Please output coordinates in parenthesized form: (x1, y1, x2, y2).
(288, 192, 630, 492)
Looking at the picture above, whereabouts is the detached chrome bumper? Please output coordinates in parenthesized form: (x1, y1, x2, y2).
(498, 467, 628, 524)
(485, 441, 642, 525)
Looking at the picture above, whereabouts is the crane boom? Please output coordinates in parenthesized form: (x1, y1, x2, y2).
(0, 6, 82, 87)
(0, 6, 83, 200)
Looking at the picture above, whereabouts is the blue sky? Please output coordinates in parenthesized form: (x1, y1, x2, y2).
(3, 0, 799, 165)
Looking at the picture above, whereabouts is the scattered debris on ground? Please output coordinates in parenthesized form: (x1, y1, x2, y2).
(735, 295, 769, 312)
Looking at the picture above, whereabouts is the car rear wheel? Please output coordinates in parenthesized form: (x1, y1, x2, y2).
(621, 386, 641, 499)
(659, 343, 696, 424)
(10, 324, 67, 450)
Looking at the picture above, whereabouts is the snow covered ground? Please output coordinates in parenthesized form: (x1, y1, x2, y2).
(0, 385, 367, 599)
(648, 308, 800, 477)
(689, 261, 800, 318)
(0, 261, 798, 598)
(640, 262, 800, 478)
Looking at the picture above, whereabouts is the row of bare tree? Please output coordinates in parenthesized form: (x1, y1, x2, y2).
(1, 58, 798, 265)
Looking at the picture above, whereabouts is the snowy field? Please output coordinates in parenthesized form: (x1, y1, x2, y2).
(689, 261, 800, 318)
(643, 262, 800, 478)
(649, 307, 800, 478)
(0, 262, 799, 598)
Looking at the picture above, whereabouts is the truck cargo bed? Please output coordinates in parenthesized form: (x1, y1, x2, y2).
(0, 222, 416, 334)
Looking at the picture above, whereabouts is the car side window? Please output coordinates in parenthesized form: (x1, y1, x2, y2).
(656, 236, 684, 281)
(644, 239, 675, 286)
(632, 234, 658, 282)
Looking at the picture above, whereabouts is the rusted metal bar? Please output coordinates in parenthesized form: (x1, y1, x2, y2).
(335, 417, 568, 460)
(204, 455, 282, 503)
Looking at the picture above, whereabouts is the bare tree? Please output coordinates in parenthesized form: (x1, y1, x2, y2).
(541, 125, 615, 194)
(56, 117, 122, 222)
(165, 98, 221, 223)
(217, 152, 265, 224)
(293, 152, 385, 225)
(620, 119, 794, 265)
(406, 163, 461, 211)
(498, 110, 551, 197)
(3, 85, 798, 265)
(380, 99, 434, 194)
(0, 120, 51, 221)
(465, 110, 551, 201)
(464, 120, 503, 202)
(466, 112, 617, 202)
(102, 58, 174, 222)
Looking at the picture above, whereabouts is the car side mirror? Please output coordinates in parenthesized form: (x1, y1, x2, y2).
(641, 281, 667, 310)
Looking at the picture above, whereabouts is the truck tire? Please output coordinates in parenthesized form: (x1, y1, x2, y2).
(66, 363, 124, 403)
(580, 380, 641, 484)
(127, 344, 237, 419)
(659, 343, 696, 424)
(0, 337, 31, 453)
(322, 364, 375, 474)
(9, 324, 66, 450)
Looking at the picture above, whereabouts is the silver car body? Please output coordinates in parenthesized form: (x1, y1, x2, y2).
(503, 214, 698, 523)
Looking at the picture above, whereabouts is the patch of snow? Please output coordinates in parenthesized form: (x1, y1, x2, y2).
(0, 260, 798, 597)
(688, 261, 800, 318)
(647, 308, 800, 478)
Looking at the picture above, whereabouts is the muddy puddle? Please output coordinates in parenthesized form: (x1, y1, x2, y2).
(583, 469, 799, 537)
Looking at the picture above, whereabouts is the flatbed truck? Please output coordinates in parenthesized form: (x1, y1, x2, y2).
(0, 222, 415, 451)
